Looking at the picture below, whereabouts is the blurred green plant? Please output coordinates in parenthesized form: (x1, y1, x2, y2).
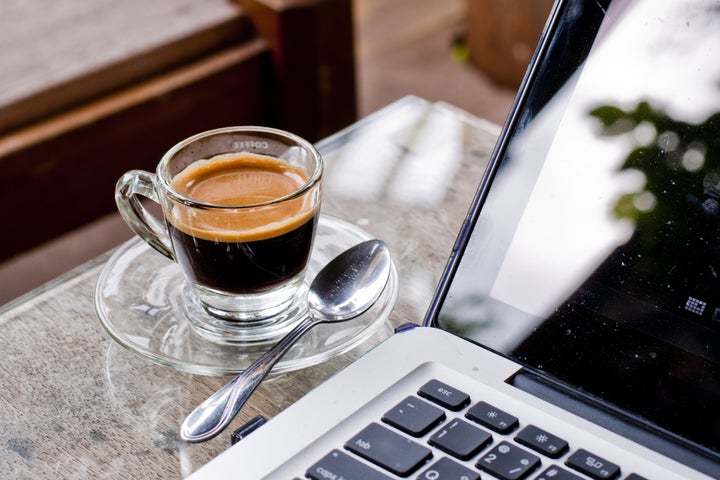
(590, 101, 720, 247)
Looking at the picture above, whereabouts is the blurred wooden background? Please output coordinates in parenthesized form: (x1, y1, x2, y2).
(0, 0, 518, 304)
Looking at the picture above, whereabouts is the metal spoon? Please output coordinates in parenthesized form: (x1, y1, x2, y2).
(180, 239, 392, 443)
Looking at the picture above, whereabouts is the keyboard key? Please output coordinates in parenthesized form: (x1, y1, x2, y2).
(477, 441, 540, 480)
(566, 449, 620, 480)
(533, 465, 584, 480)
(429, 418, 492, 460)
(624, 475, 649, 480)
(345, 423, 432, 476)
(307, 450, 393, 480)
(383, 396, 446, 436)
(515, 425, 569, 458)
(418, 457, 481, 480)
(466, 401, 519, 434)
(418, 379, 471, 411)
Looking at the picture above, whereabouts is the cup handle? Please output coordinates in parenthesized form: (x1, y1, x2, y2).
(115, 170, 175, 261)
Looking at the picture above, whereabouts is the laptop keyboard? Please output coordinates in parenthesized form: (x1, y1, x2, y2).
(304, 378, 646, 480)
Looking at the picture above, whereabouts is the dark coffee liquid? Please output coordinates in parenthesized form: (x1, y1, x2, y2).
(166, 152, 319, 293)
(168, 213, 318, 293)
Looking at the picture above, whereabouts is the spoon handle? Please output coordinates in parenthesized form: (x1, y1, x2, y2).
(181, 315, 319, 443)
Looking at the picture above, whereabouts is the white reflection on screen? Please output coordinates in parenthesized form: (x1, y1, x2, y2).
(490, 0, 720, 321)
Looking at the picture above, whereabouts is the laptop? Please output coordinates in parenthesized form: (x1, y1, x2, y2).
(189, 0, 720, 478)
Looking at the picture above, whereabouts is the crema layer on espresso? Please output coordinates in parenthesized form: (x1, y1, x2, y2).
(168, 152, 318, 242)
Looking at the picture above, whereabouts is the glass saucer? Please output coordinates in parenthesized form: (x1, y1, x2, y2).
(94, 215, 398, 375)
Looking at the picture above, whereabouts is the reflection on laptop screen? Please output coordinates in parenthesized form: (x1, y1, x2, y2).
(437, 0, 720, 457)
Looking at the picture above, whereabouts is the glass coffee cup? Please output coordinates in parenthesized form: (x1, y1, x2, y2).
(115, 127, 322, 343)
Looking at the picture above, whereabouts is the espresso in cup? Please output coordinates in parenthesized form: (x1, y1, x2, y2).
(115, 126, 323, 341)
(166, 152, 319, 294)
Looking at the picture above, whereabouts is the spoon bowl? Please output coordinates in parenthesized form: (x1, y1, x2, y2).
(180, 239, 392, 443)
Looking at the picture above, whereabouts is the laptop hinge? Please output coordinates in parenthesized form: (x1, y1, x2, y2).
(510, 370, 720, 478)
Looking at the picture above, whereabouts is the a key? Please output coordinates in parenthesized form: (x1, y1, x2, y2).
(306, 450, 393, 480)
(345, 423, 432, 476)
(418, 379, 471, 411)
(515, 424, 568, 458)
(429, 418, 492, 460)
(566, 449, 620, 480)
(534, 465, 584, 480)
(417, 457, 481, 480)
(383, 396, 446, 436)
(477, 441, 540, 480)
(466, 401, 519, 434)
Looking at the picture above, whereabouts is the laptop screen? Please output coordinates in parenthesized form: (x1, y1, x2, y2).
(434, 0, 720, 458)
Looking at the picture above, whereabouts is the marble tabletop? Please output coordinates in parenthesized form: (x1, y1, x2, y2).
(0, 96, 500, 478)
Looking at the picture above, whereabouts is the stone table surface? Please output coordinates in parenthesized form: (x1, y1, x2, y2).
(0, 96, 500, 478)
